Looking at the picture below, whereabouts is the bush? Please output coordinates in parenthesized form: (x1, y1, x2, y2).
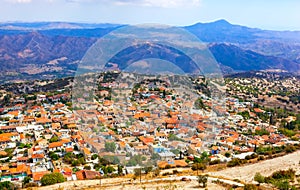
(245, 155, 252, 160)
(271, 168, 295, 180)
(227, 158, 245, 167)
(254, 168, 295, 190)
(24, 182, 38, 188)
(41, 172, 65, 186)
(285, 145, 296, 153)
(209, 159, 220, 165)
(244, 184, 258, 190)
(257, 155, 264, 161)
(251, 153, 258, 159)
(254, 172, 265, 184)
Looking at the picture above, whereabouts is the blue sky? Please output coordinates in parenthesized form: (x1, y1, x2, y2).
(0, 0, 300, 30)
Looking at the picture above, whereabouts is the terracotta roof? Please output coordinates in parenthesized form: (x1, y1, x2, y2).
(83, 148, 91, 155)
(157, 160, 188, 168)
(0, 151, 8, 156)
(76, 170, 100, 180)
(36, 117, 52, 124)
(49, 141, 63, 148)
(0, 165, 9, 170)
(65, 147, 74, 152)
(32, 154, 44, 159)
(32, 171, 50, 181)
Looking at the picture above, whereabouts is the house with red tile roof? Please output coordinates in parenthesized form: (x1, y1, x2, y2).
(48, 141, 64, 152)
(75, 170, 100, 180)
(32, 153, 45, 163)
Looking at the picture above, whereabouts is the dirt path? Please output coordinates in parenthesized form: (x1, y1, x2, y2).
(209, 150, 300, 183)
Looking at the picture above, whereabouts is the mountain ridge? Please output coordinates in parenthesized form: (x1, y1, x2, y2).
(0, 19, 299, 83)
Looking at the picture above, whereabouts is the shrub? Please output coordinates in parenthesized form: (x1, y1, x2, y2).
(227, 158, 246, 167)
(245, 155, 252, 160)
(244, 184, 258, 190)
(24, 182, 38, 188)
(271, 168, 295, 180)
(285, 145, 296, 153)
(257, 155, 264, 161)
(209, 159, 220, 165)
(254, 172, 265, 184)
(83, 165, 91, 170)
(225, 152, 231, 158)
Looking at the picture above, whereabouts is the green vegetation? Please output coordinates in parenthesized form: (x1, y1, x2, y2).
(243, 184, 258, 190)
(168, 134, 184, 142)
(254, 169, 296, 190)
(238, 111, 250, 119)
(105, 141, 116, 153)
(126, 154, 144, 166)
(227, 158, 247, 167)
(197, 174, 208, 188)
(41, 172, 65, 186)
(62, 152, 86, 166)
(0, 181, 18, 190)
(49, 136, 59, 143)
(191, 163, 207, 172)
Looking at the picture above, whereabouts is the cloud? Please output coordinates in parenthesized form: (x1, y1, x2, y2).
(114, 0, 201, 8)
(5, 0, 32, 3)
(65, 0, 201, 8)
(3, 0, 56, 3)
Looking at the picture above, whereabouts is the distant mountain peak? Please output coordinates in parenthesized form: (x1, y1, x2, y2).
(212, 19, 231, 25)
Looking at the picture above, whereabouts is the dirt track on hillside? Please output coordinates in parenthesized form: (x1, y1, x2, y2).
(209, 150, 300, 183)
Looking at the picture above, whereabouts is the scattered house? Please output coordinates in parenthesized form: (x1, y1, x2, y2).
(32, 153, 45, 163)
(75, 170, 101, 180)
(48, 141, 64, 152)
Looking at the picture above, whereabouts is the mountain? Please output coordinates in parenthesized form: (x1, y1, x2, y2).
(209, 43, 300, 72)
(185, 19, 300, 62)
(0, 20, 300, 83)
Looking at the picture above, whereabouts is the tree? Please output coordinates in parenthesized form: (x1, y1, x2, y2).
(49, 136, 59, 143)
(105, 142, 116, 153)
(22, 176, 31, 186)
(41, 172, 65, 186)
(50, 153, 59, 161)
(134, 168, 142, 182)
(107, 166, 115, 173)
(143, 166, 153, 174)
(192, 163, 206, 172)
(225, 152, 231, 158)
(197, 174, 208, 187)
(117, 165, 123, 175)
(91, 154, 98, 160)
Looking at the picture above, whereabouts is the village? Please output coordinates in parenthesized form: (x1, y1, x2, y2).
(0, 72, 299, 189)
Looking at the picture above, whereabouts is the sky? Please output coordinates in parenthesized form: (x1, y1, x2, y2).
(0, 0, 300, 30)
